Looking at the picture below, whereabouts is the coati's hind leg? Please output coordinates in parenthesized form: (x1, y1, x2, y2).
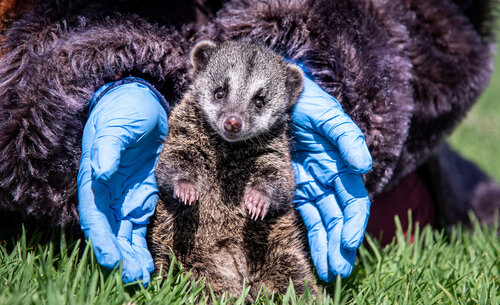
(187, 246, 250, 300)
(249, 212, 317, 299)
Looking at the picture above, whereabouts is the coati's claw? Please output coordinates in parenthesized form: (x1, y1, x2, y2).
(244, 189, 270, 220)
(174, 181, 200, 206)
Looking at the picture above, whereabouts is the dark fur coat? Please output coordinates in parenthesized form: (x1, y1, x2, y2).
(0, 0, 498, 227)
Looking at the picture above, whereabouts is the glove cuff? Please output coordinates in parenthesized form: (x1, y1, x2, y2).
(89, 76, 171, 115)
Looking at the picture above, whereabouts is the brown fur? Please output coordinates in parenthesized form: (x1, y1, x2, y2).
(0, 0, 36, 33)
(0, 0, 36, 58)
(150, 42, 315, 300)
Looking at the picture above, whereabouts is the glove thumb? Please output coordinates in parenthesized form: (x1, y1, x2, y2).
(91, 134, 127, 182)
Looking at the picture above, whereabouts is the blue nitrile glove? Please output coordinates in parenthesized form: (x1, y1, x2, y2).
(77, 78, 168, 286)
(291, 72, 372, 282)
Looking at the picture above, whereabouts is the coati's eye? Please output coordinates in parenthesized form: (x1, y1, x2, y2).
(214, 88, 225, 100)
(254, 97, 264, 109)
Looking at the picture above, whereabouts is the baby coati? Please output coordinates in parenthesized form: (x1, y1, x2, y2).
(150, 40, 316, 300)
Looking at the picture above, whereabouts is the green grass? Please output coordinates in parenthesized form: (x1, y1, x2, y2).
(0, 216, 498, 304)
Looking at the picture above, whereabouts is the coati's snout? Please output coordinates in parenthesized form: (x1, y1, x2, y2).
(223, 115, 243, 138)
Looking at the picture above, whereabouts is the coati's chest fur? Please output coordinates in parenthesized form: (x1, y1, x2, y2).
(149, 41, 315, 299)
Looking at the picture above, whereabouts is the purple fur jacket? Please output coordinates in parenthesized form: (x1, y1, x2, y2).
(0, 0, 498, 229)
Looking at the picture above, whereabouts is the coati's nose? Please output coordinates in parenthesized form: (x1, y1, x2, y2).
(224, 116, 242, 133)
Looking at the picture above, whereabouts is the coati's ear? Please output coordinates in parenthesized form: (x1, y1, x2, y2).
(191, 40, 217, 73)
(285, 63, 304, 107)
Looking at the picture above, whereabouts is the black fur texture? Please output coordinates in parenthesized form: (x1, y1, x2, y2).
(0, 1, 190, 226)
(0, 0, 497, 228)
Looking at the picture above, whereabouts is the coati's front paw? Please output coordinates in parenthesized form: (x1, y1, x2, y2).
(173, 181, 199, 205)
(244, 189, 270, 220)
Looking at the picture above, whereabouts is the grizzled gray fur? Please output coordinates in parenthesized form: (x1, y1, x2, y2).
(149, 41, 316, 299)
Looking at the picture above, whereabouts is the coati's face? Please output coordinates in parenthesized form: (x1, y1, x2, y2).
(190, 41, 303, 142)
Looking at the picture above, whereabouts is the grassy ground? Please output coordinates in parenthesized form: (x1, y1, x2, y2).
(0, 217, 498, 304)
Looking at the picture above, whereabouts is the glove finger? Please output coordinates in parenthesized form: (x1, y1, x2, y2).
(90, 92, 145, 181)
(315, 192, 343, 227)
(116, 220, 144, 284)
(295, 200, 330, 282)
(333, 173, 371, 250)
(90, 85, 167, 182)
(139, 265, 151, 287)
(87, 230, 122, 270)
(90, 134, 128, 182)
(316, 193, 356, 278)
(82, 210, 121, 270)
(313, 104, 372, 174)
(328, 222, 357, 279)
(78, 174, 121, 269)
(115, 182, 157, 284)
(320, 112, 371, 174)
(132, 224, 154, 274)
(79, 111, 120, 266)
(117, 240, 145, 284)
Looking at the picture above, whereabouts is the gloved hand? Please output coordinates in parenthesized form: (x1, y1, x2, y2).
(77, 79, 169, 285)
(291, 73, 372, 282)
